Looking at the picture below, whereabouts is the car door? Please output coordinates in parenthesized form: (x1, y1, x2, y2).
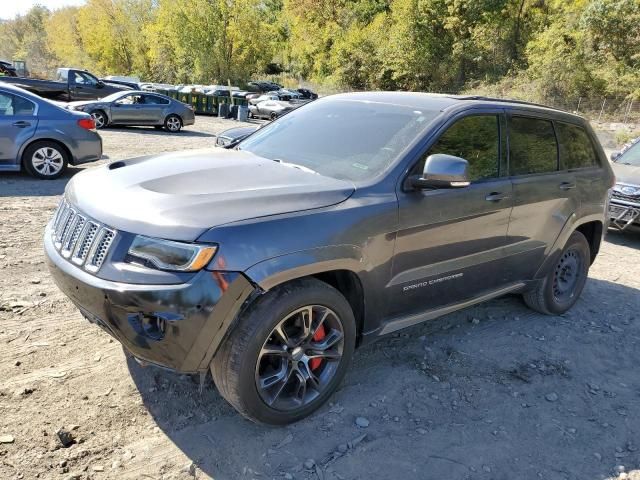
(387, 111, 513, 319)
(0, 90, 37, 167)
(502, 112, 579, 282)
(110, 94, 145, 124)
(69, 71, 101, 100)
(139, 95, 167, 124)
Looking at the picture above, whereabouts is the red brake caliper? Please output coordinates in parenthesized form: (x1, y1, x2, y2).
(310, 324, 326, 371)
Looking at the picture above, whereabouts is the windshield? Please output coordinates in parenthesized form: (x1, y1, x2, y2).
(239, 98, 439, 182)
(617, 140, 640, 167)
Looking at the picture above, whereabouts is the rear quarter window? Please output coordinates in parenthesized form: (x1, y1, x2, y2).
(556, 122, 599, 169)
(509, 116, 558, 176)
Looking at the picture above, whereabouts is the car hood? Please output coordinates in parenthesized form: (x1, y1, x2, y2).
(65, 149, 355, 241)
(612, 162, 640, 185)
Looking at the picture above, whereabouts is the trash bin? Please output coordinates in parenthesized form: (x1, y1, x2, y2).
(237, 105, 249, 122)
(218, 102, 229, 118)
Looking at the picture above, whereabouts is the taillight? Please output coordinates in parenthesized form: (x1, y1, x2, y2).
(77, 118, 96, 131)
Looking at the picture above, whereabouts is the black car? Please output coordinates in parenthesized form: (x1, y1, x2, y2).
(45, 92, 613, 425)
(296, 88, 318, 100)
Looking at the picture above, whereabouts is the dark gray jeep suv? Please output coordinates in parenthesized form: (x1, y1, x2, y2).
(45, 92, 613, 424)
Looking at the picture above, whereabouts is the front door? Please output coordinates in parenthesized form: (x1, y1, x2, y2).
(387, 112, 513, 319)
(0, 91, 37, 167)
(502, 113, 579, 282)
(111, 94, 146, 124)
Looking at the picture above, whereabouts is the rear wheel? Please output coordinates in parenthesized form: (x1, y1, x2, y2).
(22, 141, 68, 180)
(211, 278, 356, 425)
(269, 112, 278, 120)
(523, 231, 590, 315)
(90, 110, 107, 129)
(164, 114, 182, 132)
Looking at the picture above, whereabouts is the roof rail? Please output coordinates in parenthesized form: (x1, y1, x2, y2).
(448, 95, 567, 112)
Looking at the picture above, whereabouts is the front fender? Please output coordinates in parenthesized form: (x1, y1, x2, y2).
(244, 245, 366, 291)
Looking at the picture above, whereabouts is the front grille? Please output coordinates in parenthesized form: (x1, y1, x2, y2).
(612, 191, 640, 204)
(51, 200, 116, 273)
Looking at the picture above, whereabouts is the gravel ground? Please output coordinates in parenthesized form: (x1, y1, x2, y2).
(1, 117, 639, 480)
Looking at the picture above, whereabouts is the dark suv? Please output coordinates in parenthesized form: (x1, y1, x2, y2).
(45, 93, 613, 424)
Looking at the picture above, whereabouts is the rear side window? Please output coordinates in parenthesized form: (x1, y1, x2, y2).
(145, 95, 170, 105)
(556, 122, 599, 169)
(509, 117, 558, 175)
(0, 92, 35, 116)
(421, 115, 500, 181)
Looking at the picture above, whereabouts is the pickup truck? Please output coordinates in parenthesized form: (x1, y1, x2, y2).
(0, 68, 131, 101)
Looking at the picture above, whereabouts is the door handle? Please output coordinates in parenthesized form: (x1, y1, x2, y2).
(485, 192, 510, 202)
(559, 182, 576, 191)
(12, 121, 31, 128)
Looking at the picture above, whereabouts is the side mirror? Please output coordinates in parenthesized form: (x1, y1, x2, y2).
(411, 154, 470, 189)
(610, 151, 620, 162)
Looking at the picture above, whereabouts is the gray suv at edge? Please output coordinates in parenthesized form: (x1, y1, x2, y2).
(45, 92, 613, 424)
(0, 83, 102, 179)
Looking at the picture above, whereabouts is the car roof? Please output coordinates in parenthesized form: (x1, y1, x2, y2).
(327, 91, 583, 121)
(0, 82, 41, 99)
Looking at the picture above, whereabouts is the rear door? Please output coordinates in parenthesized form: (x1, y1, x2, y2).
(139, 94, 168, 123)
(503, 112, 579, 282)
(0, 90, 37, 166)
(387, 111, 514, 319)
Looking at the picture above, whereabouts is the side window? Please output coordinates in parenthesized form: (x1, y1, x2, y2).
(0, 93, 35, 116)
(74, 72, 97, 86)
(556, 122, 599, 169)
(145, 95, 169, 105)
(509, 116, 558, 175)
(416, 115, 500, 181)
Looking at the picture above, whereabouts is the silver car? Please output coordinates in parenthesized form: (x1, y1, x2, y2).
(0, 83, 102, 180)
(68, 91, 195, 132)
(248, 100, 295, 120)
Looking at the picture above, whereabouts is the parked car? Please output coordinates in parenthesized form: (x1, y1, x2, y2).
(0, 68, 131, 101)
(0, 60, 17, 77)
(247, 80, 283, 93)
(609, 137, 640, 230)
(67, 91, 195, 132)
(45, 92, 612, 425)
(0, 83, 102, 179)
(215, 125, 259, 147)
(296, 88, 318, 100)
(249, 100, 295, 120)
(248, 93, 279, 106)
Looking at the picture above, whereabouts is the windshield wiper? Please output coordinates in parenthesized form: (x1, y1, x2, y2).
(273, 158, 318, 175)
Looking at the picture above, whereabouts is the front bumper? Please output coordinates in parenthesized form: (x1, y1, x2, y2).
(609, 199, 640, 230)
(45, 228, 256, 373)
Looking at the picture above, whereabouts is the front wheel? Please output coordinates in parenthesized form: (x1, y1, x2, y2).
(211, 278, 356, 425)
(164, 114, 182, 132)
(90, 110, 107, 129)
(523, 231, 590, 315)
(269, 112, 278, 121)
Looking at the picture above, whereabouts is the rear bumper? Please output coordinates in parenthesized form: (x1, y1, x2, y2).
(70, 132, 103, 165)
(44, 227, 257, 373)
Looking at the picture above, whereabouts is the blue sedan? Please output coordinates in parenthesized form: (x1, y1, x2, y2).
(0, 83, 102, 179)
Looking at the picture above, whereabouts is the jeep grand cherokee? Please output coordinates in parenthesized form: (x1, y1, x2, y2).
(45, 92, 614, 424)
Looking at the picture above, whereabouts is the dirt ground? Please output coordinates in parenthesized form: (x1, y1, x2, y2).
(1, 117, 640, 480)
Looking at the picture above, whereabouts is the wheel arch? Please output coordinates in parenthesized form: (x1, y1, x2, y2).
(243, 247, 369, 342)
(20, 137, 73, 168)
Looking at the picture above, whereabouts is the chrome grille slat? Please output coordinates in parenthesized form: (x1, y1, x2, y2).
(50, 200, 117, 274)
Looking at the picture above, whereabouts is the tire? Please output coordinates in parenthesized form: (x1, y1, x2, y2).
(90, 110, 107, 129)
(523, 231, 590, 315)
(164, 114, 182, 132)
(22, 141, 69, 180)
(211, 278, 356, 425)
(269, 112, 278, 121)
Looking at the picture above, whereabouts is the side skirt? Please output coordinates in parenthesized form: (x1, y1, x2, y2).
(375, 282, 526, 337)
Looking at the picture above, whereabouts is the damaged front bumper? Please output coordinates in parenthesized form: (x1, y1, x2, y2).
(45, 228, 258, 374)
(609, 200, 640, 230)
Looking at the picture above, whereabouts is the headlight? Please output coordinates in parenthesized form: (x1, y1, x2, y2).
(614, 183, 640, 196)
(127, 236, 217, 272)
